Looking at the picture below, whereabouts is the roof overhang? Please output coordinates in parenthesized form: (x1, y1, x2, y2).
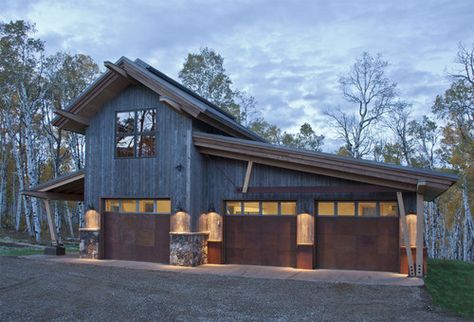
(193, 132, 458, 201)
(22, 171, 84, 201)
(52, 57, 264, 142)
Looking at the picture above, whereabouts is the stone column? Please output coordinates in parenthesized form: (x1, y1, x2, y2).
(169, 232, 209, 266)
(79, 228, 100, 259)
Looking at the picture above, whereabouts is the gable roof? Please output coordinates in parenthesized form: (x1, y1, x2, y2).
(193, 132, 458, 201)
(52, 57, 264, 142)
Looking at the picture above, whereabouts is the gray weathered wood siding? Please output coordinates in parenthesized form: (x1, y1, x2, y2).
(85, 84, 192, 215)
(205, 156, 417, 215)
(85, 83, 416, 230)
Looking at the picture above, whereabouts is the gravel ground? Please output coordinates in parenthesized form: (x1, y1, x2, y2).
(0, 256, 466, 321)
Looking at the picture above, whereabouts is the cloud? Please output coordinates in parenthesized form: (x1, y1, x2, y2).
(1, 0, 473, 152)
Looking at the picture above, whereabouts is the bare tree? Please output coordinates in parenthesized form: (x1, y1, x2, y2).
(408, 116, 440, 169)
(451, 42, 474, 87)
(385, 102, 414, 166)
(326, 52, 397, 158)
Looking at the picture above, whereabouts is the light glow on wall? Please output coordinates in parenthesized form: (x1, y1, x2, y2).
(171, 211, 190, 232)
(84, 209, 100, 229)
(207, 212, 222, 242)
(297, 213, 314, 245)
(406, 213, 417, 247)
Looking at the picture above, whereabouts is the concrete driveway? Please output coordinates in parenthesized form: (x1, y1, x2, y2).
(25, 254, 423, 287)
(0, 256, 464, 321)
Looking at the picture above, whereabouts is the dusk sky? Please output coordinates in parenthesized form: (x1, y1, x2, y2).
(2, 0, 473, 151)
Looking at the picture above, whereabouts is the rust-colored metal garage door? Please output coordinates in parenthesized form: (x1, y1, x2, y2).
(225, 216, 296, 267)
(316, 217, 399, 272)
(103, 212, 170, 263)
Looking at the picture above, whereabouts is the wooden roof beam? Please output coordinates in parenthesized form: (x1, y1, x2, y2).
(242, 161, 253, 193)
(54, 109, 90, 127)
(22, 190, 84, 201)
(417, 180, 427, 194)
(105, 61, 130, 79)
(159, 96, 182, 112)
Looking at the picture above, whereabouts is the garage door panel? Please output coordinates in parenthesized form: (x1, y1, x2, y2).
(377, 220, 398, 235)
(356, 235, 376, 249)
(225, 216, 296, 267)
(355, 221, 378, 235)
(121, 228, 136, 246)
(317, 217, 398, 272)
(337, 252, 359, 269)
(260, 233, 278, 249)
(376, 235, 390, 253)
(136, 229, 154, 247)
(335, 221, 354, 235)
(320, 221, 336, 235)
(335, 234, 357, 252)
(104, 212, 170, 263)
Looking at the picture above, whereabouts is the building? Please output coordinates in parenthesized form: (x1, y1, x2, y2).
(24, 57, 458, 276)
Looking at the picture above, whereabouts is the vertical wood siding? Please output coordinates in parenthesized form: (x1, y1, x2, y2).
(84, 84, 417, 231)
(85, 85, 191, 214)
(205, 156, 415, 215)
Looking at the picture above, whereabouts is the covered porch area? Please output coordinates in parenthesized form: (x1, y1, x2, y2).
(22, 170, 85, 255)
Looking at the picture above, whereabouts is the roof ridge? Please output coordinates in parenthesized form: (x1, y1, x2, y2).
(134, 58, 237, 120)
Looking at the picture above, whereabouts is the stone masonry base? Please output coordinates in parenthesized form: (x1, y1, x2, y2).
(79, 228, 100, 259)
(170, 232, 209, 266)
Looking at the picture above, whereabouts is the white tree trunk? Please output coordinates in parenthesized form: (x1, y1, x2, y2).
(462, 178, 473, 261)
(0, 151, 7, 226)
(54, 201, 62, 242)
(22, 105, 41, 242)
(65, 204, 75, 238)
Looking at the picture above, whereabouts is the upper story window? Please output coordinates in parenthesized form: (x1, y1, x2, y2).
(116, 109, 157, 158)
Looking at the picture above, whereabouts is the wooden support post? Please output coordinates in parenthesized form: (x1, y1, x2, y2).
(43, 199, 58, 246)
(397, 192, 415, 277)
(416, 192, 424, 277)
(242, 161, 253, 193)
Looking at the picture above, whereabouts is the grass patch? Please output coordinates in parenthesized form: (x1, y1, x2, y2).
(425, 259, 474, 318)
(0, 245, 79, 256)
(65, 245, 79, 253)
(0, 246, 44, 256)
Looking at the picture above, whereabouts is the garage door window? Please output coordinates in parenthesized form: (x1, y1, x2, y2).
(281, 202, 297, 215)
(105, 199, 171, 214)
(243, 202, 260, 215)
(358, 202, 377, 217)
(317, 201, 398, 217)
(338, 202, 355, 216)
(318, 202, 335, 216)
(262, 202, 278, 215)
(226, 201, 296, 215)
(380, 202, 398, 217)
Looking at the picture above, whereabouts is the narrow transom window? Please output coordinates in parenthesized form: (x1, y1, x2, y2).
(316, 201, 399, 217)
(116, 109, 157, 158)
(104, 199, 171, 214)
(225, 201, 296, 216)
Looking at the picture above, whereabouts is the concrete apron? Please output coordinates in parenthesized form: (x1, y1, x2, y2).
(23, 255, 424, 287)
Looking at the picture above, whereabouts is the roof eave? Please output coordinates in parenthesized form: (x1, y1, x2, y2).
(193, 132, 458, 197)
